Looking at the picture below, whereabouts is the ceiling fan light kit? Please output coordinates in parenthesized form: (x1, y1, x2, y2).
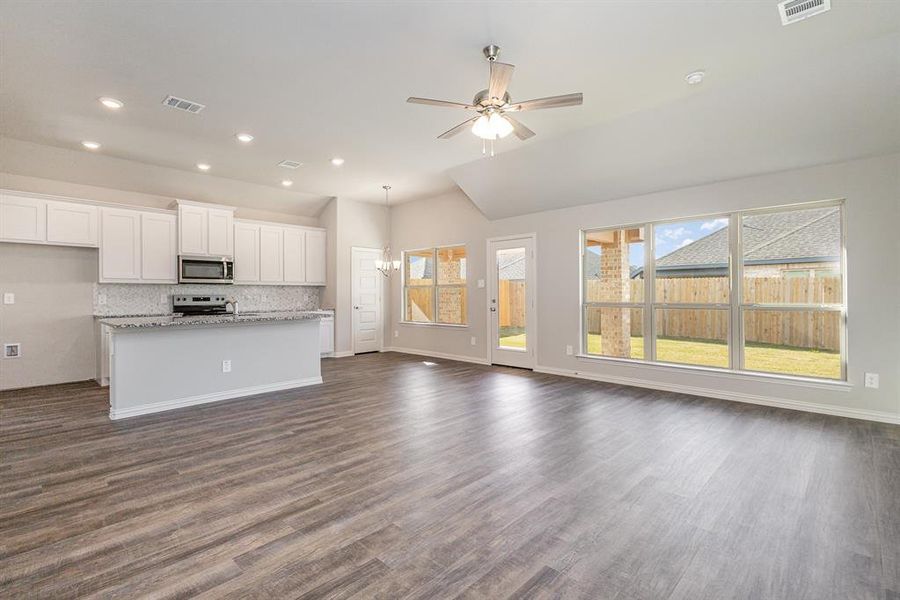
(407, 44, 583, 153)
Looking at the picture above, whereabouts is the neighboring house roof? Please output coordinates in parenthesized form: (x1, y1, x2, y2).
(498, 252, 526, 280)
(584, 207, 840, 278)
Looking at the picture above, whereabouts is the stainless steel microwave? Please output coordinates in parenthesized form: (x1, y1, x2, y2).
(178, 256, 234, 284)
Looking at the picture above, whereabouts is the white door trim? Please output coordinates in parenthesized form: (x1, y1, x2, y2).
(351, 246, 384, 355)
(485, 233, 538, 368)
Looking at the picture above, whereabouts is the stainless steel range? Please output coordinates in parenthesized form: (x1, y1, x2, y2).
(172, 295, 233, 316)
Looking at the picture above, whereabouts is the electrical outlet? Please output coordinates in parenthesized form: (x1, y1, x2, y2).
(160, 294, 168, 304)
(394, 330, 399, 338)
(4, 343, 21, 358)
(222, 360, 232, 373)
(470, 336, 477, 346)
(3, 292, 14, 305)
(566, 345, 573, 356)
(864, 373, 879, 389)
(98, 293, 107, 306)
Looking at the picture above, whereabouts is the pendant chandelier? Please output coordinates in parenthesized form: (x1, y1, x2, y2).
(375, 185, 400, 277)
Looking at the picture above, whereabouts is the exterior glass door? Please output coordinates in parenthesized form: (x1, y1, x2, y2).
(488, 236, 535, 369)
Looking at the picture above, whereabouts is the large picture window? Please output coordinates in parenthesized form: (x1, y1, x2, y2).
(581, 200, 845, 381)
(403, 245, 467, 325)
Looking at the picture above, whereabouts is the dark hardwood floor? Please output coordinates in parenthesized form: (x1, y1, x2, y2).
(1, 352, 898, 599)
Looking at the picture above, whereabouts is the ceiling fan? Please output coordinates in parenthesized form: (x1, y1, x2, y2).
(407, 45, 583, 150)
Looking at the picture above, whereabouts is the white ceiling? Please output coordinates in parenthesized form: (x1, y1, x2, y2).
(1, 1, 898, 219)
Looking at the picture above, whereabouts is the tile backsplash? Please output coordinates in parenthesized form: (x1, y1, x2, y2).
(93, 283, 321, 316)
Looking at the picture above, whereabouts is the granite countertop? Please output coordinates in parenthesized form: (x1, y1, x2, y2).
(99, 311, 323, 330)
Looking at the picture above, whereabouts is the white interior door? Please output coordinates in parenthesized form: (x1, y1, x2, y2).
(488, 236, 535, 369)
(352, 247, 383, 354)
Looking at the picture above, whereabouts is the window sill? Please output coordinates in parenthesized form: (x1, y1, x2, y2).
(399, 321, 468, 329)
(574, 354, 852, 391)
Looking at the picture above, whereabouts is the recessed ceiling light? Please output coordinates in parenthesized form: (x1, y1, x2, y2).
(281, 179, 293, 187)
(196, 163, 211, 171)
(685, 70, 706, 85)
(235, 133, 254, 143)
(81, 140, 101, 150)
(99, 97, 124, 110)
(331, 157, 345, 166)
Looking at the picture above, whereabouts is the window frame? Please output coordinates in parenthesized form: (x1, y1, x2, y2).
(401, 244, 468, 327)
(579, 198, 847, 382)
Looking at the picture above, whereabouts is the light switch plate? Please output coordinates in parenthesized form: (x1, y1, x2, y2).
(477, 279, 485, 288)
(3, 293, 14, 305)
(864, 373, 879, 389)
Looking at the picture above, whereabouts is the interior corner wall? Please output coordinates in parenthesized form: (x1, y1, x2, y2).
(389, 154, 900, 421)
(388, 189, 491, 360)
(327, 198, 389, 355)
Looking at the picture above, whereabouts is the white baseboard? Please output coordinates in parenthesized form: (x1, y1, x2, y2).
(382, 346, 490, 366)
(329, 350, 354, 358)
(109, 376, 323, 420)
(534, 365, 899, 425)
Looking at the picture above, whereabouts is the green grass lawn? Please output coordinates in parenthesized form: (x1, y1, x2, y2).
(498, 333, 840, 379)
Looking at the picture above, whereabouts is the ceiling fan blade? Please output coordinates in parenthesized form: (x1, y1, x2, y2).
(503, 115, 536, 140)
(488, 62, 515, 101)
(509, 93, 583, 112)
(407, 97, 475, 110)
(437, 117, 479, 139)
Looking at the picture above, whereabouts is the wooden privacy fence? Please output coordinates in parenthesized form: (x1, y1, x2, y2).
(498, 279, 527, 328)
(555, 275, 839, 351)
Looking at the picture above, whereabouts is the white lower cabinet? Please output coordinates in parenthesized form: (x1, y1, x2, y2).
(319, 316, 334, 355)
(101, 207, 177, 283)
(259, 225, 284, 283)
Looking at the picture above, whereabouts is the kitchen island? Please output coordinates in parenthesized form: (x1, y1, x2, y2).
(99, 312, 322, 419)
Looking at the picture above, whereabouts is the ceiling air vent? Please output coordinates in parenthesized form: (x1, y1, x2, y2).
(161, 95, 206, 114)
(278, 160, 303, 169)
(778, 0, 830, 25)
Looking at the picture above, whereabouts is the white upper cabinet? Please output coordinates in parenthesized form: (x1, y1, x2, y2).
(305, 229, 327, 285)
(140, 213, 177, 282)
(100, 208, 142, 281)
(176, 201, 235, 257)
(46, 200, 99, 247)
(233, 222, 260, 283)
(177, 204, 208, 256)
(283, 228, 306, 284)
(0, 194, 47, 243)
(259, 225, 284, 283)
(207, 208, 234, 257)
(233, 220, 325, 286)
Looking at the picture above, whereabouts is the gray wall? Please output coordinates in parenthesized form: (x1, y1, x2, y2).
(387, 154, 900, 420)
(0, 244, 98, 389)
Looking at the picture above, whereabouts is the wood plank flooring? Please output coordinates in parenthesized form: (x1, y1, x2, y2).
(1, 351, 898, 599)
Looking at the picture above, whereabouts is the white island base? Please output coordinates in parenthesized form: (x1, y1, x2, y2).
(107, 318, 321, 419)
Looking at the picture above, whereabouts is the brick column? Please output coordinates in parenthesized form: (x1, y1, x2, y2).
(599, 231, 631, 357)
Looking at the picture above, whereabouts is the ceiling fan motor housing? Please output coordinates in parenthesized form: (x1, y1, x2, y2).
(474, 89, 511, 108)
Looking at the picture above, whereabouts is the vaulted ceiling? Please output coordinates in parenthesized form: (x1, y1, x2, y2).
(1, 1, 897, 219)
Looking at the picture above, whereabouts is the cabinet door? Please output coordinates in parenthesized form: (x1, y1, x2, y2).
(179, 205, 207, 255)
(259, 225, 284, 283)
(0, 195, 46, 242)
(100, 208, 142, 281)
(283, 228, 306, 284)
(304, 229, 326, 284)
(320, 318, 334, 354)
(207, 208, 234, 257)
(141, 213, 177, 282)
(46, 200, 99, 246)
(233, 222, 260, 283)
